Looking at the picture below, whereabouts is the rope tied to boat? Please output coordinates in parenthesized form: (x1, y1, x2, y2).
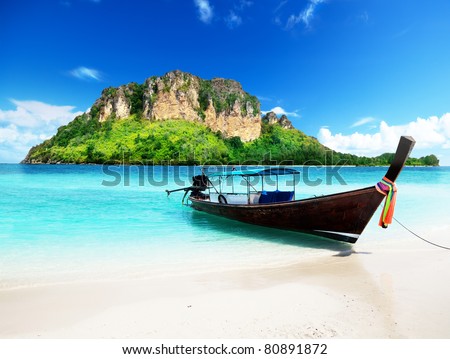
(375, 176, 397, 228)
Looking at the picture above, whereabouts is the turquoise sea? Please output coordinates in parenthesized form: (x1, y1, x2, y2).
(1, 164, 449, 289)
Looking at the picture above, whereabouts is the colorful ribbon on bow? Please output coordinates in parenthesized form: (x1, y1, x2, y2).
(375, 177, 397, 228)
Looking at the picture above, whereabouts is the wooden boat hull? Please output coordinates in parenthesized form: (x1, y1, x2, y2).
(190, 186, 384, 243)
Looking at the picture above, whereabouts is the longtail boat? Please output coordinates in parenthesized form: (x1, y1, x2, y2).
(167, 136, 415, 243)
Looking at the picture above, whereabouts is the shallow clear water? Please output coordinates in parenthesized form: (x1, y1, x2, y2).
(1, 164, 449, 289)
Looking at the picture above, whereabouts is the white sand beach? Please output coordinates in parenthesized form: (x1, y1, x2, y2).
(1, 234, 449, 339)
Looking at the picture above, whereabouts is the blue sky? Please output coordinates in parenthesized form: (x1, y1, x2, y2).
(1, 0, 450, 163)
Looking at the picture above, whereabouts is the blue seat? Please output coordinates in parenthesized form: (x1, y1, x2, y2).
(259, 191, 294, 204)
(258, 191, 276, 204)
(275, 191, 294, 202)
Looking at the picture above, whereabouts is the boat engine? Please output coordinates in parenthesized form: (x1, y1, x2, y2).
(191, 174, 209, 198)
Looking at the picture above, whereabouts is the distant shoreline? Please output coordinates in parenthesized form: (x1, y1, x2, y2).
(8, 162, 441, 167)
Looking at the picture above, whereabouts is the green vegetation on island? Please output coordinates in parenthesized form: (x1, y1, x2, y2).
(23, 114, 439, 166)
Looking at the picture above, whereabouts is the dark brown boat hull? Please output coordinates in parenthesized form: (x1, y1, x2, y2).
(190, 186, 385, 243)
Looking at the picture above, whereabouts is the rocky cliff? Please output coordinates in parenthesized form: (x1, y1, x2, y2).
(90, 70, 261, 142)
(262, 111, 294, 129)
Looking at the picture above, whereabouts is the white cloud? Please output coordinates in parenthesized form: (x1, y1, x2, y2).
(358, 11, 369, 24)
(286, 0, 326, 30)
(274, 0, 288, 13)
(194, 0, 213, 24)
(69, 66, 102, 81)
(393, 27, 411, 39)
(318, 113, 450, 158)
(236, 0, 253, 11)
(351, 117, 376, 128)
(226, 0, 254, 28)
(0, 124, 21, 144)
(61, 0, 100, 7)
(194, 0, 253, 28)
(0, 100, 83, 163)
(256, 95, 273, 102)
(262, 106, 300, 118)
(225, 11, 242, 29)
(0, 100, 80, 128)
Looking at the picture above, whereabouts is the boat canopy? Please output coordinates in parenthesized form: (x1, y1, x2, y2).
(207, 167, 300, 177)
